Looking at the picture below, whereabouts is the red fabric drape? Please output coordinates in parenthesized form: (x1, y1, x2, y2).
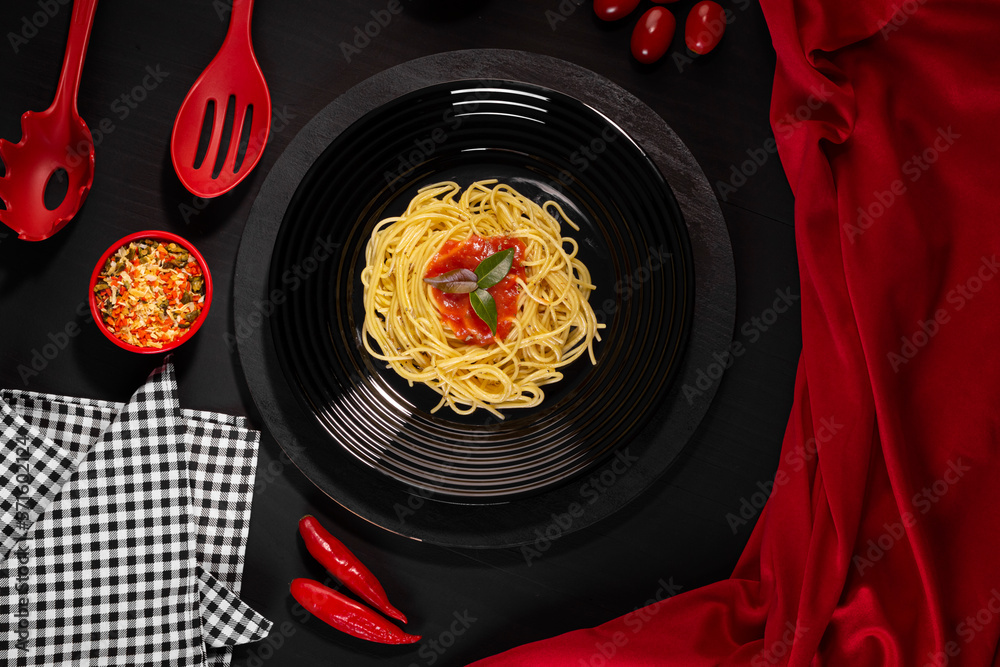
(472, 0, 1000, 664)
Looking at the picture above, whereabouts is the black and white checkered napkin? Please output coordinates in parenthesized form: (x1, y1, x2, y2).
(0, 360, 271, 665)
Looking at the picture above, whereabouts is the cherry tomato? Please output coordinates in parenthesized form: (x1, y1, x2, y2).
(630, 7, 676, 65)
(685, 0, 727, 55)
(593, 0, 641, 22)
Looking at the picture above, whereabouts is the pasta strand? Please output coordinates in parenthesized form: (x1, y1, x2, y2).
(361, 181, 604, 418)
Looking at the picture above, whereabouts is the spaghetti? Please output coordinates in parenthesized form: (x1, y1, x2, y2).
(361, 181, 603, 418)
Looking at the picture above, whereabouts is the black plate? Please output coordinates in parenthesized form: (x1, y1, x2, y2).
(235, 50, 735, 548)
(269, 79, 692, 499)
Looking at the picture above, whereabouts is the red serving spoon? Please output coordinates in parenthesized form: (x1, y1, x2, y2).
(0, 0, 99, 241)
(170, 0, 271, 198)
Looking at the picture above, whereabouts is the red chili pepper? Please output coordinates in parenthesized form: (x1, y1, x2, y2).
(290, 578, 421, 645)
(299, 515, 409, 624)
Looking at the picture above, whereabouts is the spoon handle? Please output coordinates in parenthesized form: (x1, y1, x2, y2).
(51, 0, 100, 116)
(223, 0, 257, 51)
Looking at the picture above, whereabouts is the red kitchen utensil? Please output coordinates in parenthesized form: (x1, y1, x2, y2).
(0, 0, 99, 242)
(170, 0, 271, 198)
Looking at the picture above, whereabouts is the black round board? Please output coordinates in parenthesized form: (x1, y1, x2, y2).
(234, 49, 735, 548)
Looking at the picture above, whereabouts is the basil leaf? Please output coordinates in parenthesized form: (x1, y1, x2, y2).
(469, 288, 498, 336)
(475, 248, 515, 290)
(423, 268, 479, 294)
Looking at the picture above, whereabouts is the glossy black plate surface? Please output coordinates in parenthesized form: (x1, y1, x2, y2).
(235, 50, 735, 547)
(268, 79, 692, 500)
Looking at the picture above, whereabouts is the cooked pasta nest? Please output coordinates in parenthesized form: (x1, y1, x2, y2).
(361, 180, 603, 418)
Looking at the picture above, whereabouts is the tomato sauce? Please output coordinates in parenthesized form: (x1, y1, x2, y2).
(424, 235, 526, 345)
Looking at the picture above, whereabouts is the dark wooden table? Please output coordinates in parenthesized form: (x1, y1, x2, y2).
(0, 1, 799, 664)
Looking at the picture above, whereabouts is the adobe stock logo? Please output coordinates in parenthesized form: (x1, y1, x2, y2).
(577, 577, 684, 667)
(339, 0, 409, 63)
(521, 449, 639, 566)
(880, 0, 929, 40)
(545, 0, 585, 31)
(682, 287, 799, 405)
(843, 126, 960, 244)
(715, 84, 834, 202)
(751, 621, 809, 667)
(852, 458, 969, 576)
(6, 0, 69, 54)
(923, 588, 1000, 667)
(725, 416, 843, 534)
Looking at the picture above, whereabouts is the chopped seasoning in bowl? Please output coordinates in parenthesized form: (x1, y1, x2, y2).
(90, 232, 212, 352)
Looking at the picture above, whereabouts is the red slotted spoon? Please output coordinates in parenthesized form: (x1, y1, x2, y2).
(170, 0, 271, 198)
(0, 0, 99, 241)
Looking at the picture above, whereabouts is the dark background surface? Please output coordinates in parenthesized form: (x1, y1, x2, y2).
(0, 1, 799, 665)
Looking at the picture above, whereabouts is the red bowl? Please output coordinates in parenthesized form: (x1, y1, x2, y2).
(89, 231, 213, 354)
